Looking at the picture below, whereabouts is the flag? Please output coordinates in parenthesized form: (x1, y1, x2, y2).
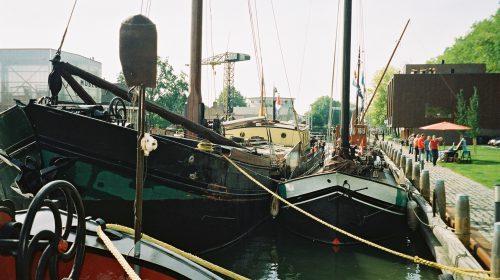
(276, 93, 281, 111)
(352, 70, 358, 87)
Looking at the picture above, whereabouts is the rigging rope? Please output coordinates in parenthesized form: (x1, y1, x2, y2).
(56, 0, 79, 55)
(327, 0, 342, 143)
(222, 154, 495, 279)
(297, 0, 313, 97)
(269, 0, 300, 129)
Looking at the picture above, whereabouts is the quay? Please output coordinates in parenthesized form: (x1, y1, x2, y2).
(383, 139, 496, 275)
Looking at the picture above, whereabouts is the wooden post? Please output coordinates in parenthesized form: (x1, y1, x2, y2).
(434, 180, 446, 221)
(496, 185, 500, 223)
(492, 222, 500, 278)
(455, 194, 470, 247)
(420, 170, 430, 202)
(412, 164, 420, 189)
(405, 158, 413, 181)
(401, 155, 407, 174)
(396, 151, 401, 168)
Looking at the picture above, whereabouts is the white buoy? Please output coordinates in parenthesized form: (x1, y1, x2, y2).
(407, 200, 419, 231)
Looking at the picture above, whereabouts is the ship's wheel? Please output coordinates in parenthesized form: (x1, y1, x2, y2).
(16, 180, 86, 280)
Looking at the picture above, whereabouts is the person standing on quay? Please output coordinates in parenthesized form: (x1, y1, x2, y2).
(424, 136, 431, 162)
(418, 133, 426, 162)
(430, 135, 443, 166)
(414, 134, 420, 162)
(408, 134, 415, 154)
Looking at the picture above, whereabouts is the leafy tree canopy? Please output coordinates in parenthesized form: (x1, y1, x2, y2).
(117, 57, 188, 128)
(306, 96, 342, 132)
(428, 9, 500, 72)
(365, 66, 398, 128)
(215, 86, 247, 109)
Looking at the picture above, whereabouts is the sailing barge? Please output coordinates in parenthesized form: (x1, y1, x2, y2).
(276, 0, 411, 245)
(0, 59, 283, 253)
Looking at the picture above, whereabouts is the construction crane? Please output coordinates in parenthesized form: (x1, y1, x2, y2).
(202, 52, 250, 120)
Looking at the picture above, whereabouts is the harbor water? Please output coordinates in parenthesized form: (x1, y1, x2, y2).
(206, 219, 440, 279)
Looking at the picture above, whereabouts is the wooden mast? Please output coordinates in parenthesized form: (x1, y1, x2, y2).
(340, 0, 352, 152)
(186, 0, 203, 135)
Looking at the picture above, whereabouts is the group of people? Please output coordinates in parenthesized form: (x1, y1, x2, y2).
(407, 133, 443, 166)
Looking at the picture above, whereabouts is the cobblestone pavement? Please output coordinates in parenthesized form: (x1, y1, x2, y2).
(384, 140, 495, 242)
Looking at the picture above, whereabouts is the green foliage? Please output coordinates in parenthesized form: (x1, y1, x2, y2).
(429, 9, 500, 72)
(117, 57, 189, 128)
(216, 86, 247, 109)
(466, 87, 480, 138)
(307, 96, 341, 132)
(439, 145, 500, 187)
(366, 66, 398, 128)
(455, 89, 467, 125)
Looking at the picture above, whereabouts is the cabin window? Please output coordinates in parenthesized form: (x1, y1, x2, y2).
(240, 132, 245, 137)
(281, 133, 287, 139)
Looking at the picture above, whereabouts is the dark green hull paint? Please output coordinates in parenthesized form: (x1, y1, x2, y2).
(0, 104, 277, 253)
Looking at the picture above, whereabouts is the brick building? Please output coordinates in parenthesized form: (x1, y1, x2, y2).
(387, 63, 500, 142)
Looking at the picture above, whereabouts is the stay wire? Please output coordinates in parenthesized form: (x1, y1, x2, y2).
(57, 0, 79, 55)
(297, 0, 313, 97)
(327, 0, 342, 143)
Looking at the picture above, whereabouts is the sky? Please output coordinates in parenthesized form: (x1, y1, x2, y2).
(1, 0, 498, 114)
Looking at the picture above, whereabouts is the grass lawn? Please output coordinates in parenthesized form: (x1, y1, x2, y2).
(438, 145, 500, 188)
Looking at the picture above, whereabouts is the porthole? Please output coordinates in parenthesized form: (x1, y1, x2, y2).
(327, 179, 331, 183)
(281, 133, 287, 138)
(240, 132, 245, 137)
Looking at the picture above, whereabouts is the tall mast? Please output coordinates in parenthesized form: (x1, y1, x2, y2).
(186, 0, 203, 128)
(340, 0, 352, 151)
(355, 46, 361, 123)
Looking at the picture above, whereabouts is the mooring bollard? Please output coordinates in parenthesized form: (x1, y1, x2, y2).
(405, 158, 413, 181)
(496, 185, 500, 223)
(492, 222, 500, 278)
(434, 180, 446, 221)
(420, 159, 424, 171)
(412, 164, 420, 189)
(420, 170, 430, 202)
(455, 194, 470, 247)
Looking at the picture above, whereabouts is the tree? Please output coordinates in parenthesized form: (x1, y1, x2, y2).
(215, 86, 246, 110)
(455, 89, 467, 125)
(365, 66, 398, 128)
(306, 96, 341, 133)
(117, 57, 189, 128)
(428, 9, 500, 73)
(466, 87, 480, 150)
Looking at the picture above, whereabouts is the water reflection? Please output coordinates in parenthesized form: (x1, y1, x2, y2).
(206, 220, 439, 279)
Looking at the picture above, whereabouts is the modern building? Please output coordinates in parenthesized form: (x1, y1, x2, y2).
(0, 48, 102, 111)
(234, 96, 296, 121)
(387, 63, 500, 141)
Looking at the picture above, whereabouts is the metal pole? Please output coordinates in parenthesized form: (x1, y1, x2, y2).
(134, 86, 146, 259)
(340, 0, 352, 152)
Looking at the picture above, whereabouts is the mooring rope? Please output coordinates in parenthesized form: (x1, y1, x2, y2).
(96, 225, 141, 280)
(106, 224, 250, 280)
(222, 154, 496, 279)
